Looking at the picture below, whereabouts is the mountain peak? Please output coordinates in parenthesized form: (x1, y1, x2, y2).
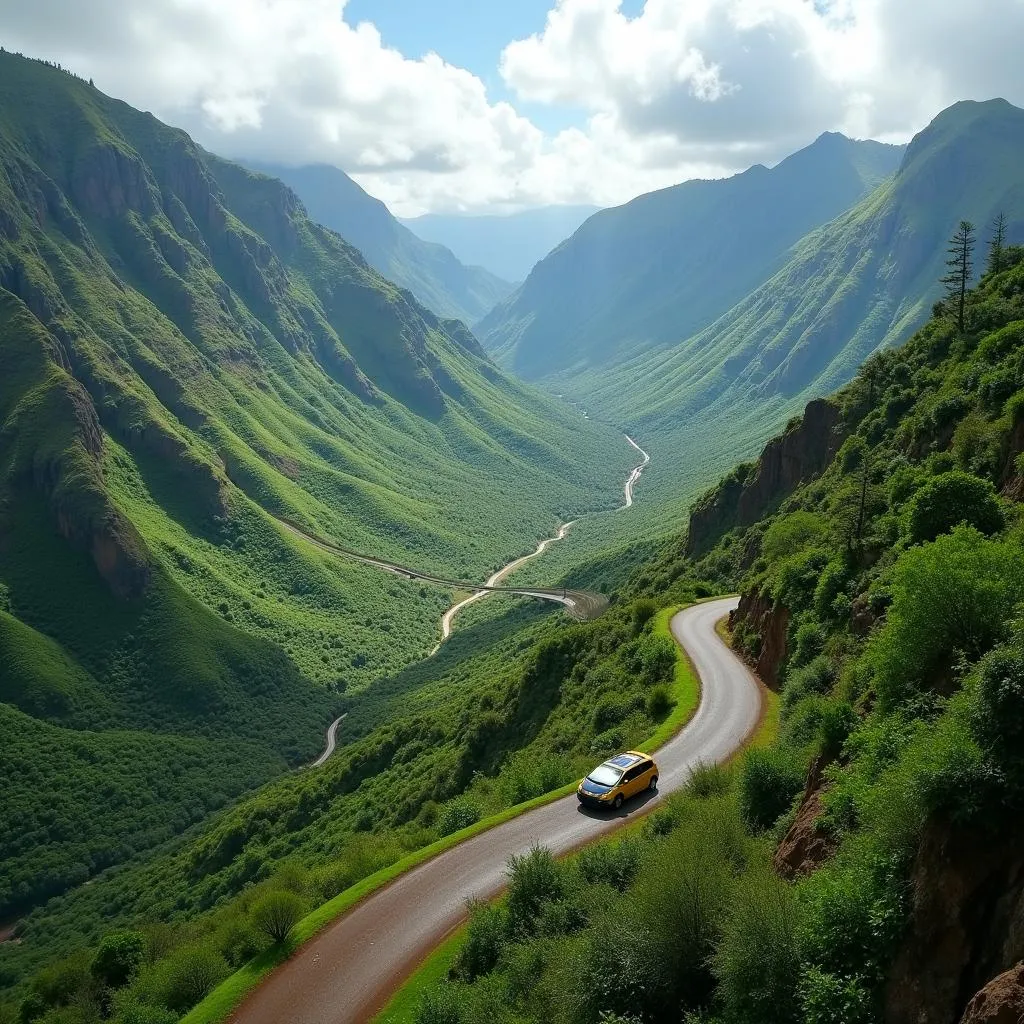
(900, 97, 1024, 175)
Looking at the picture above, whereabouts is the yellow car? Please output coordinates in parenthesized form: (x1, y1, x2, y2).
(577, 751, 659, 810)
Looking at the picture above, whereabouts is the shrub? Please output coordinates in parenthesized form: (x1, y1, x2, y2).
(629, 634, 678, 686)
(739, 748, 804, 832)
(576, 837, 642, 891)
(214, 916, 262, 967)
(781, 657, 835, 715)
(438, 799, 481, 836)
(762, 512, 828, 563)
(799, 968, 873, 1024)
(505, 847, 565, 938)
(972, 641, 1024, 769)
(869, 528, 1024, 708)
(647, 684, 672, 720)
(455, 902, 506, 981)
(714, 869, 801, 1024)
(92, 930, 146, 989)
(110, 997, 178, 1024)
(685, 761, 732, 799)
(152, 946, 229, 1014)
(905, 471, 1004, 545)
(791, 620, 825, 669)
(630, 599, 657, 635)
(250, 890, 305, 946)
(415, 987, 463, 1024)
(592, 695, 630, 732)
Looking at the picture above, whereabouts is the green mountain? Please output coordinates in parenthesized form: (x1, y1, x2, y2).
(404, 250, 1024, 1024)
(0, 52, 632, 920)
(478, 134, 904, 380)
(245, 161, 513, 325)
(400, 204, 601, 285)
(590, 99, 1024, 448)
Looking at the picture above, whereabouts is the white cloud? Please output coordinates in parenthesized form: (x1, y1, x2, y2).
(2, 0, 1024, 214)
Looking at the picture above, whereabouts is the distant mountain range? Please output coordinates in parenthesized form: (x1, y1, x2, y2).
(401, 205, 601, 284)
(585, 99, 1024, 443)
(479, 98, 1024, 520)
(244, 161, 514, 326)
(479, 133, 905, 382)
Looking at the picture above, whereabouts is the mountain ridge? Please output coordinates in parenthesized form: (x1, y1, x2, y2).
(0, 51, 632, 920)
(479, 131, 905, 381)
(243, 159, 513, 326)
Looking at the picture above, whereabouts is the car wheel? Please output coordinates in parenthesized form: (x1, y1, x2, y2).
(613, 793, 623, 810)
(649, 775, 658, 791)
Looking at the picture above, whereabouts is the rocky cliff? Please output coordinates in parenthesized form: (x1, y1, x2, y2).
(686, 398, 845, 557)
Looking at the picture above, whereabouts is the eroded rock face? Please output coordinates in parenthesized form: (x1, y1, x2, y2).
(959, 963, 1024, 1024)
(686, 397, 845, 557)
(732, 587, 789, 688)
(774, 758, 838, 880)
(884, 820, 1024, 1024)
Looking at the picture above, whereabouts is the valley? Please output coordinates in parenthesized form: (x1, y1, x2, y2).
(3, 24, 1024, 1024)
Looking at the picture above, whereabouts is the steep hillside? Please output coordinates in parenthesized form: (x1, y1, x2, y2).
(479, 134, 903, 380)
(401, 205, 600, 284)
(402, 253, 1024, 1024)
(0, 53, 632, 919)
(246, 161, 513, 324)
(588, 100, 1024, 449)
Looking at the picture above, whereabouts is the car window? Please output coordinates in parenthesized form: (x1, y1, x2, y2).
(588, 765, 624, 787)
(622, 766, 640, 782)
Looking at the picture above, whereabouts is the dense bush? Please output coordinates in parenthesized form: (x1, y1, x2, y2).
(905, 470, 1004, 544)
(505, 847, 566, 939)
(91, 932, 145, 990)
(714, 869, 801, 1024)
(455, 903, 506, 981)
(249, 890, 305, 946)
(438, 799, 482, 837)
(149, 946, 228, 1014)
(869, 528, 1024, 707)
(738, 748, 804, 832)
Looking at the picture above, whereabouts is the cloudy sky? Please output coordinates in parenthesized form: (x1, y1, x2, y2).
(3, 0, 1024, 215)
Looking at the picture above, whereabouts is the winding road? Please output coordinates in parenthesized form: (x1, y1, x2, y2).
(231, 597, 760, 1024)
(622, 435, 650, 508)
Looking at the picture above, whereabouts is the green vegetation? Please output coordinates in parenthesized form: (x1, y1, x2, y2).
(480, 132, 902, 381)
(393, 252, 1024, 1022)
(248, 161, 513, 325)
(479, 99, 1024, 594)
(1, 572, 709, 1022)
(0, 49, 632, 940)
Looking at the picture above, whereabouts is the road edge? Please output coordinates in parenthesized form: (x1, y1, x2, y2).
(184, 597, 718, 1024)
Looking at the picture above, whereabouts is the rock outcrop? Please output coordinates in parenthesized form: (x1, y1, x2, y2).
(686, 397, 845, 556)
(959, 963, 1024, 1024)
(774, 756, 838, 880)
(884, 820, 1024, 1024)
(731, 586, 789, 688)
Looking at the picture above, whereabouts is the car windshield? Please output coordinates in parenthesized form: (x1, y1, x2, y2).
(587, 765, 624, 787)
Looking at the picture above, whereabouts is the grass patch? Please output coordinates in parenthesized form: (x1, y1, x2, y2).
(374, 926, 468, 1023)
(635, 604, 701, 753)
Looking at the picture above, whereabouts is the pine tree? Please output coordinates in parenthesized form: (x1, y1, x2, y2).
(941, 220, 975, 333)
(987, 212, 1008, 276)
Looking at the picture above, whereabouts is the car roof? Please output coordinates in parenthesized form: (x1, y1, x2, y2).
(604, 752, 647, 769)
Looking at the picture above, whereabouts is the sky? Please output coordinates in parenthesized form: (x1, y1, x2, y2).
(3, 0, 1024, 216)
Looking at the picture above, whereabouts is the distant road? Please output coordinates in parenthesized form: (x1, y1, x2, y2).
(307, 714, 347, 769)
(231, 597, 760, 1024)
(622, 435, 650, 508)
